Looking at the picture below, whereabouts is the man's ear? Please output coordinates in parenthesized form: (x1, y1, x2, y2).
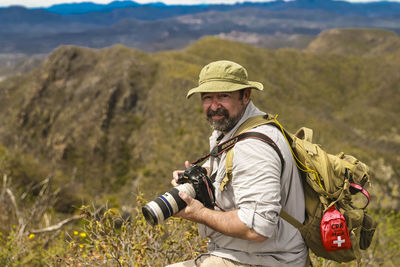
(243, 88, 252, 104)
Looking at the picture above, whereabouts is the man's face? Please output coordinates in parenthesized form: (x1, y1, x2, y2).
(201, 90, 251, 133)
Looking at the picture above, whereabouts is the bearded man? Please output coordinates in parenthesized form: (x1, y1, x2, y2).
(168, 60, 308, 267)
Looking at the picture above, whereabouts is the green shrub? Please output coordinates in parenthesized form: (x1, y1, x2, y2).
(56, 195, 207, 266)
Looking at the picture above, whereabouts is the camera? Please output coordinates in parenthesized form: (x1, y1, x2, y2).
(142, 165, 215, 226)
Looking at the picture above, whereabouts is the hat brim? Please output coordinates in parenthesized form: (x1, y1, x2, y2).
(187, 80, 263, 98)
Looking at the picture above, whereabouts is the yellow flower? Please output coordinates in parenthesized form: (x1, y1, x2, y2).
(79, 244, 84, 248)
(80, 232, 87, 238)
(73, 231, 79, 236)
(28, 233, 35, 239)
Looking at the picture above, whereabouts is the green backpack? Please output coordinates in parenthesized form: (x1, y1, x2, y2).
(218, 114, 376, 264)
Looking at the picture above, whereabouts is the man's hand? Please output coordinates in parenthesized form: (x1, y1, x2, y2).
(174, 191, 206, 222)
(174, 192, 267, 243)
(171, 160, 191, 187)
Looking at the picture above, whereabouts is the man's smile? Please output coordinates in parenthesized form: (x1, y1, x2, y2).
(212, 115, 225, 120)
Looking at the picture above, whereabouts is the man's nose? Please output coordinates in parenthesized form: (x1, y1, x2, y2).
(209, 98, 221, 110)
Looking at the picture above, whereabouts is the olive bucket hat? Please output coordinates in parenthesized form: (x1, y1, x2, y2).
(187, 60, 263, 98)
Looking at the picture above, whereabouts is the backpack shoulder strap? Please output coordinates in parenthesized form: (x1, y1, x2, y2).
(235, 114, 275, 134)
(280, 210, 304, 231)
(219, 114, 284, 191)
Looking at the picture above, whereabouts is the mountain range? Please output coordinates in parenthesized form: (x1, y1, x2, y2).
(1, 0, 400, 55)
(30, 0, 400, 17)
(1, 0, 400, 83)
(0, 28, 399, 212)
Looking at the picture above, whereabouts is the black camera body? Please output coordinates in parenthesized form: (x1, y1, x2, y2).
(142, 165, 215, 226)
(177, 165, 215, 209)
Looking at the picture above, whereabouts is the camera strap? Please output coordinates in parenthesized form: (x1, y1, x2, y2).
(191, 131, 284, 172)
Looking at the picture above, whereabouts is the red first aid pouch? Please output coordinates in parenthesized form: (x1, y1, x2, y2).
(321, 206, 352, 251)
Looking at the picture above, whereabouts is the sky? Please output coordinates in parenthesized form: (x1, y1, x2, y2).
(1, 0, 399, 8)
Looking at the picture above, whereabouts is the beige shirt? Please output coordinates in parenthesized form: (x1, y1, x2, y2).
(200, 101, 308, 266)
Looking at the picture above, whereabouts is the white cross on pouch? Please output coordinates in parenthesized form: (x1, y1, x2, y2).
(333, 236, 346, 247)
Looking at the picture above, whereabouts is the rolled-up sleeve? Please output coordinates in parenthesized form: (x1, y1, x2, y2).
(232, 134, 282, 238)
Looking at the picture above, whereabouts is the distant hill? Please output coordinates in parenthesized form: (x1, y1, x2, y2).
(307, 28, 400, 56)
(0, 29, 398, 211)
(45, 0, 142, 15)
(0, 0, 400, 55)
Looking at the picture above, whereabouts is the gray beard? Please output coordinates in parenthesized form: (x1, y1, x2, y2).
(207, 107, 245, 133)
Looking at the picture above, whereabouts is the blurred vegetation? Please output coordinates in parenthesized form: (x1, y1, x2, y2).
(0, 181, 399, 266)
(0, 28, 399, 265)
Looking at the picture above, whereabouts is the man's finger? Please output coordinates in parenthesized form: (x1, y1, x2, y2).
(171, 179, 178, 187)
(185, 160, 191, 168)
(178, 191, 191, 204)
(172, 170, 181, 180)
